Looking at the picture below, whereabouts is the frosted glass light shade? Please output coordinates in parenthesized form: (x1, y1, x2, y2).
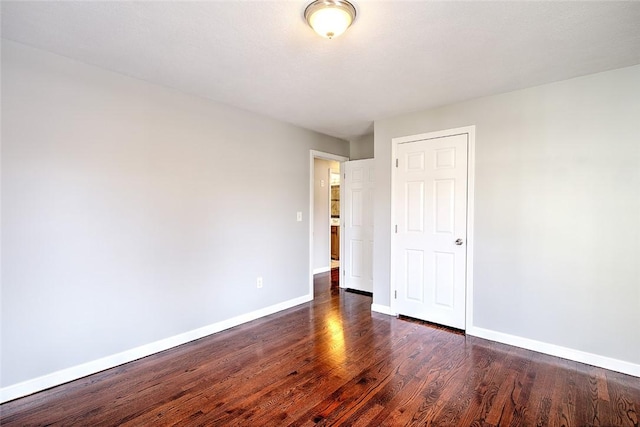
(305, 0, 356, 39)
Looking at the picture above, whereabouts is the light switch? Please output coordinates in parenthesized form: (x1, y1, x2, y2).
(297, 212, 302, 222)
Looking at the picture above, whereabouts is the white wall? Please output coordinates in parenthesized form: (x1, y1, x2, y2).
(349, 133, 374, 160)
(313, 159, 339, 272)
(374, 65, 640, 371)
(0, 40, 348, 390)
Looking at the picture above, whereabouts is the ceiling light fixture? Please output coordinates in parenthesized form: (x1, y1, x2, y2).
(304, 0, 357, 39)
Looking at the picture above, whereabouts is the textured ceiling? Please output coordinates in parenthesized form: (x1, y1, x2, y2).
(2, 1, 640, 140)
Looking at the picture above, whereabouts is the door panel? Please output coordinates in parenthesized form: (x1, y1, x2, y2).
(434, 251, 455, 307)
(405, 249, 425, 302)
(343, 159, 375, 293)
(394, 133, 468, 329)
(351, 190, 363, 226)
(350, 239, 363, 277)
(406, 181, 425, 232)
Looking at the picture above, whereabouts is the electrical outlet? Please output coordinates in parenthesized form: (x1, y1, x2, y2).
(257, 277, 263, 288)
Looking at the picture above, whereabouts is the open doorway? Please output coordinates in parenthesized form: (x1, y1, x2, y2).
(329, 170, 341, 287)
(312, 158, 340, 275)
(330, 171, 341, 268)
(309, 150, 348, 298)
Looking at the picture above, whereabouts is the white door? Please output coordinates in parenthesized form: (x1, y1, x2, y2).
(343, 159, 375, 292)
(393, 133, 468, 329)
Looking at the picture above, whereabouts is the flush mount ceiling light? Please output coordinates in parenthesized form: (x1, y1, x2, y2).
(305, 0, 357, 39)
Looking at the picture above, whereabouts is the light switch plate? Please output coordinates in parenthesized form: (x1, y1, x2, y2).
(297, 212, 302, 222)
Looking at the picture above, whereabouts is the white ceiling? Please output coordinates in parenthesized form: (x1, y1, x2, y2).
(2, 1, 640, 140)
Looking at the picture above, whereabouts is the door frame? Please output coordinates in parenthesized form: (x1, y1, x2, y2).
(390, 126, 476, 330)
(309, 150, 349, 298)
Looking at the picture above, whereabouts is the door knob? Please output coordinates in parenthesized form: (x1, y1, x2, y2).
(455, 238, 464, 245)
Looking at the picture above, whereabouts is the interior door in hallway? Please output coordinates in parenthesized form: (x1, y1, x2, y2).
(393, 133, 468, 329)
(343, 159, 374, 293)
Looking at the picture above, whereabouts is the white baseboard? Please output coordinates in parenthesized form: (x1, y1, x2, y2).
(371, 304, 395, 316)
(0, 294, 313, 404)
(467, 326, 640, 378)
(313, 266, 330, 274)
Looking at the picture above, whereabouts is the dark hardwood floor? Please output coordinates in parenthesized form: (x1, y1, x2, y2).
(2, 273, 639, 426)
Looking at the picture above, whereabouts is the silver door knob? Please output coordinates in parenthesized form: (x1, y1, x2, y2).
(455, 238, 464, 245)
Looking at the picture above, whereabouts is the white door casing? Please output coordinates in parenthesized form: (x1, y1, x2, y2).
(392, 130, 471, 329)
(309, 150, 349, 298)
(343, 159, 375, 293)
